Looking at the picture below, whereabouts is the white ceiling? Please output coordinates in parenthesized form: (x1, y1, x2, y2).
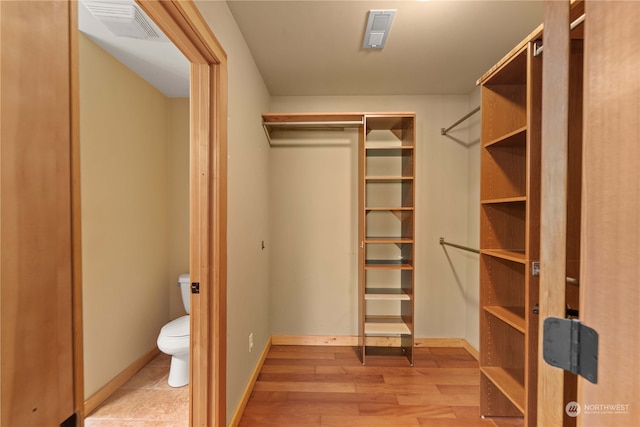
(78, 0, 544, 98)
(78, 0, 190, 98)
(226, 0, 544, 96)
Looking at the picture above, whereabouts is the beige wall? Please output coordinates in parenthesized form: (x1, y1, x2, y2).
(195, 2, 272, 424)
(268, 96, 476, 341)
(270, 130, 359, 335)
(167, 98, 191, 319)
(79, 34, 189, 398)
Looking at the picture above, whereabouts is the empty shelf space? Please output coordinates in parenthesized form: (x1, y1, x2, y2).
(484, 126, 527, 148)
(365, 317, 411, 335)
(481, 249, 526, 264)
(365, 288, 411, 300)
(484, 306, 525, 333)
(480, 367, 525, 414)
(365, 115, 415, 132)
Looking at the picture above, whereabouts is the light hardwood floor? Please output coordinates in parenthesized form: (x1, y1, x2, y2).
(238, 345, 524, 427)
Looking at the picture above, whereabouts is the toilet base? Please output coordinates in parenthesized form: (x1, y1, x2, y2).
(168, 353, 189, 387)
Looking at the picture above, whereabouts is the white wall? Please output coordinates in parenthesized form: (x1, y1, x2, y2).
(194, 2, 272, 424)
(167, 98, 191, 320)
(269, 96, 475, 340)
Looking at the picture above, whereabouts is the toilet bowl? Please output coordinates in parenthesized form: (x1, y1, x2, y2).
(157, 273, 190, 387)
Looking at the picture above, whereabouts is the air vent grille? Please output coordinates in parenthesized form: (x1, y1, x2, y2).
(84, 2, 163, 40)
(362, 9, 396, 49)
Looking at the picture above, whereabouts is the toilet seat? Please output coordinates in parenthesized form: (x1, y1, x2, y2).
(160, 315, 189, 337)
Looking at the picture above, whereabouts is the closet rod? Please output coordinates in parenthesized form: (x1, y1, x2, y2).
(439, 237, 480, 254)
(262, 120, 363, 145)
(440, 107, 480, 136)
(264, 120, 364, 128)
(534, 13, 585, 56)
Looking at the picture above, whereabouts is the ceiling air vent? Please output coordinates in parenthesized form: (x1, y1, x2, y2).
(362, 9, 396, 49)
(84, 1, 165, 40)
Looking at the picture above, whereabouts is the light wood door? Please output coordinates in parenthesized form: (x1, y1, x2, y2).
(578, 1, 640, 426)
(539, 1, 640, 425)
(0, 1, 77, 425)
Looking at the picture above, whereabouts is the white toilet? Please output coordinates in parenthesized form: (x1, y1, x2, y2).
(157, 273, 191, 387)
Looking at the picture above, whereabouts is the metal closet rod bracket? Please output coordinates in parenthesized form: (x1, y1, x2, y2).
(533, 13, 586, 57)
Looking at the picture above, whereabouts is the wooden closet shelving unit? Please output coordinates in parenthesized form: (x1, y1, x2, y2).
(478, 39, 542, 425)
(359, 114, 416, 366)
(477, 1, 584, 425)
(262, 112, 416, 366)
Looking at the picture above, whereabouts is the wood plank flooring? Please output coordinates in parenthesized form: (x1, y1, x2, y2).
(238, 345, 524, 427)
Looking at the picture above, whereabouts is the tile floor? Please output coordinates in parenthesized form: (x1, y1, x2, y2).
(85, 353, 189, 427)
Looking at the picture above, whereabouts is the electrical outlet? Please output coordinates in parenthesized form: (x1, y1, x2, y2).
(249, 333, 254, 353)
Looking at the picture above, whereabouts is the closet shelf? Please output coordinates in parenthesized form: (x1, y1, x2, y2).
(481, 196, 527, 205)
(365, 260, 413, 270)
(365, 288, 411, 300)
(365, 206, 414, 211)
(365, 145, 414, 151)
(484, 306, 526, 333)
(481, 367, 525, 414)
(365, 207, 413, 212)
(484, 126, 527, 148)
(262, 112, 364, 145)
(365, 316, 412, 335)
(481, 249, 526, 264)
(366, 176, 414, 182)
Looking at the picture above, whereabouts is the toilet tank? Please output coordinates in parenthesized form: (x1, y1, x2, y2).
(178, 274, 191, 314)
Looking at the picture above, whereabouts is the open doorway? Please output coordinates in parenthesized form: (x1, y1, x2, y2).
(77, 0, 191, 422)
(71, 1, 228, 425)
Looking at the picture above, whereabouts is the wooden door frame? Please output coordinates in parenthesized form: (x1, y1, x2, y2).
(71, 1, 228, 426)
(538, 1, 571, 426)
